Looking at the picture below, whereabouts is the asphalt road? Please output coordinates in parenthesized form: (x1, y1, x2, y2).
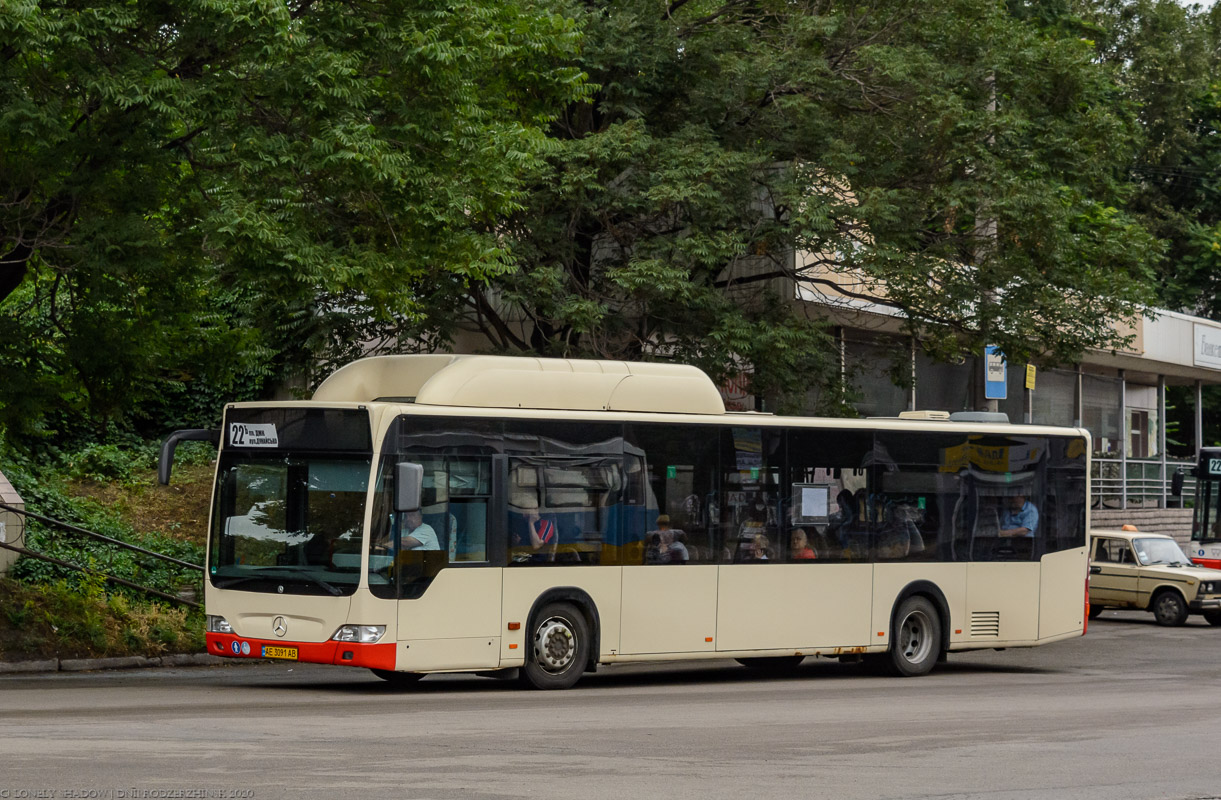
(2, 610, 1220, 800)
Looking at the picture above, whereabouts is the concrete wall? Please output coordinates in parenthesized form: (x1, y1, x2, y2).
(0, 471, 24, 575)
(1092, 508, 1193, 546)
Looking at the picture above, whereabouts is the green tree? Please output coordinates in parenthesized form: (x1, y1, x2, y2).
(1081, 0, 1221, 452)
(1081, 0, 1216, 313)
(463, 0, 1156, 410)
(0, 0, 585, 438)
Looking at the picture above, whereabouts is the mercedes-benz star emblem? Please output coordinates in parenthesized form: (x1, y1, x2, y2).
(273, 616, 287, 638)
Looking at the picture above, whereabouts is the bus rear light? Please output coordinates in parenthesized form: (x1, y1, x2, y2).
(332, 625, 386, 643)
(1084, 571, 1091, 635)
(206, 615, 233, 634)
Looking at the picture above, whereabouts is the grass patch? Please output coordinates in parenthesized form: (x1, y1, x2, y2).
(0, 577, 204, 661)
(0, 437, 212, 661)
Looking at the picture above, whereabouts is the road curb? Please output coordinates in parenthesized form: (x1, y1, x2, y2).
(0, 658, 59, 674)
(60, 655, 159, 671)
(0, 652, 229, 674)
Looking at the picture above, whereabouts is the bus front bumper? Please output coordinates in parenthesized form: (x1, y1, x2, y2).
(205, 632, 396, 670)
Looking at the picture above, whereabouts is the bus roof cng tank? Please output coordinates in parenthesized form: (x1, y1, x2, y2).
(311, 354, 727, 415)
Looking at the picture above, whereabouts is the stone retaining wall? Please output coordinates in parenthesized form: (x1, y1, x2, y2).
(0, 470, 24, 575)
(1091, 508, 1193, 545)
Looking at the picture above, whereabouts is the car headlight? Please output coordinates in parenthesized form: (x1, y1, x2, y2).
(1201, 582, 1216, 594)
(331, 625, 386, 643)
(206, 615, 233, 634)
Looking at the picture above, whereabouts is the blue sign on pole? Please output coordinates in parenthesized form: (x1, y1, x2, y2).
(984, 345, 1007, 400)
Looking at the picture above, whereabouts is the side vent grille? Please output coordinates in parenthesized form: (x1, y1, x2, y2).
(970, 611, 1001, 638)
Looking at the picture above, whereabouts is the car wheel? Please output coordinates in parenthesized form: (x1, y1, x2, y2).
(888, 596, 942, 677)
(369, 668, 424, 687)
(1151, 590, 1189, 627)
(736, 656, 804, 671)
(1204, 610, 1221, 627)
(521, 602, 590, 690)
(1088, 604, 1104, 620)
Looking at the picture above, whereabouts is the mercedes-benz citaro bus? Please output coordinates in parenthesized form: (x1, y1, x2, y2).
(159, 355, 1091, 689)
(1188, 446, 1221, 569)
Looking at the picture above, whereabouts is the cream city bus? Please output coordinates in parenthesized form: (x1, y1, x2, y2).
(160, 354, 1091, 689)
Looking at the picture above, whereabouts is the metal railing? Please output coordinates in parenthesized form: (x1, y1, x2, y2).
(0, 501, 203, 608)
(1091, 457, 1196, 510)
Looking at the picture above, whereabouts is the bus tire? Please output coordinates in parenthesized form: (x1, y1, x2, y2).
(1151, 590, 1189, 627)
(1204, 610, 1221, 627)
(888, 596, 942, 677)
(736, 656, 804, 671)
(1088, 605, 1104, 620)
(522, 602, 590, 690)
(370, 668, 424, 687)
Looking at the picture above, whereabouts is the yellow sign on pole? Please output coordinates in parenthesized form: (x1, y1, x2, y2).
(1025, 364, 1036, 391)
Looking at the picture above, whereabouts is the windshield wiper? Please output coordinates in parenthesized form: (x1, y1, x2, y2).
(215, 570, 344, 596)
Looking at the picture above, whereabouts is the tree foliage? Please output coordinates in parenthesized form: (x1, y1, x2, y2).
(0, 0, 585, 438)
(462, 0, 1157, 409)
(1081, 0, 1221, 315)
(0, 0, 1199, 439)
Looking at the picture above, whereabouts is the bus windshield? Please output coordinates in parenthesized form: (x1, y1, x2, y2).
(1193, 469, 1221, 543)
(209, 453, 372, 596)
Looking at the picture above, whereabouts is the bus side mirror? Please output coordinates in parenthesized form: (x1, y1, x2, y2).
(395, 462, 424, 512)
(158, 428, 220, 485)
(1171, 469, 1185, 497)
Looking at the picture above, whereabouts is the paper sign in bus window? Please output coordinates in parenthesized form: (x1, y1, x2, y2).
(796, 484, 831, 523)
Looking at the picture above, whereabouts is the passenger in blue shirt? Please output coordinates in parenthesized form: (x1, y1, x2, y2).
(999, 495, 1038, 538)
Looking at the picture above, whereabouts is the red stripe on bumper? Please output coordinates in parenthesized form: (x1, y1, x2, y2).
(205, 633, 395, 670)
(1192, 558, 1221, 570)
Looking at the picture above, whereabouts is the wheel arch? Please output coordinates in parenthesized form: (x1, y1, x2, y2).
(889, 580, 951, 656)
(526, 587, 601, 673)
(1146, 583, 1188, 610)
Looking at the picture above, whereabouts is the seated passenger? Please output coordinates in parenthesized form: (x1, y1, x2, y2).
(665, 530, 690, 563)
(644, 533, 666, 564)
(646, 515, 690, 564)
(748, 533, 774, 561)
(790, 528, 817, 560)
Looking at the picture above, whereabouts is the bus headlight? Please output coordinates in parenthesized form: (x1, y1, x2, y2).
(206, 615, 233, 634)
(331, 625, 386, 643)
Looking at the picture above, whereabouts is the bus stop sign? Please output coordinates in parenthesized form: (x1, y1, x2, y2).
(985, 345, 1007, 400)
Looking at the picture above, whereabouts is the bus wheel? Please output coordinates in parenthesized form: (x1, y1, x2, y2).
(1151, 590, 1189, 627)
(736, 656, 804, 671)
(1205, 610, 1221, 627)
(889, 596, 942, 677)
(1088, 605, 1104, 620)
(522, 603, 590, 690)
(369, 669, 424, 687)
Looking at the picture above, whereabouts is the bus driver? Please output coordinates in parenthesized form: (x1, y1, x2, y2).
(401, 510, 440, 550)
(999, 495, 1038, 538)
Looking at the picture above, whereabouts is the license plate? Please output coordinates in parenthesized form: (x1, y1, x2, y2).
(261, 646, 298, 660)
